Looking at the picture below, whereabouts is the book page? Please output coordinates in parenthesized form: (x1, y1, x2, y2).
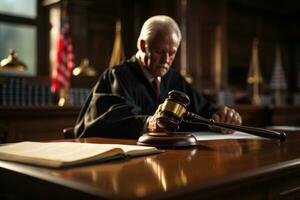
(110, 144, 162, 157)
(192, 131, 265, 141)
(0, 142, 160, 168)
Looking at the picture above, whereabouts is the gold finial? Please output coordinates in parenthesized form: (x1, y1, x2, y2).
(72, 58, 96, 76)
(0, 49, 27, 71)
(180, 69, 193, 84)
(247, 38, 263, 104)
(116, 19, 121, 33)
(109, 19, 125, 67)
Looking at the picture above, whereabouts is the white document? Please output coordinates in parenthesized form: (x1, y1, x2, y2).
(266, 126, 300, 131)
(192, 131, 264, 141)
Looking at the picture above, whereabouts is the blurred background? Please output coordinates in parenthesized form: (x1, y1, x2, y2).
(1, 0, 300, 142)
(1, 0, 300, 105)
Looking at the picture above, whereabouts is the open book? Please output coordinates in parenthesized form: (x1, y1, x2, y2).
(0, 142, 162, 168)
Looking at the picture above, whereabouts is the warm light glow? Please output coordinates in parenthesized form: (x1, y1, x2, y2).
(109, 20, 125, 67)
(180, 0, 187, 72)
(247, 38, 263, 104)
(49, 6, 60, 77)
(214, 25, 222, 90)
(145, 158, 168, 191)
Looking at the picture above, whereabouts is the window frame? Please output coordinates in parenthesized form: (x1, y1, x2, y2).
(0, 0, 49, 77)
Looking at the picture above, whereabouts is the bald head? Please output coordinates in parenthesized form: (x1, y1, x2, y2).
(137, 15, 182, 50)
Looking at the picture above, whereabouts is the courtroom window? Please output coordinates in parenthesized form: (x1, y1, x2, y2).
(0, 0, 38, 76)
(0, 0, 37, 18)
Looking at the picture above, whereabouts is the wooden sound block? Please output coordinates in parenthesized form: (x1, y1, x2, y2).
(137, 132, 197, 147)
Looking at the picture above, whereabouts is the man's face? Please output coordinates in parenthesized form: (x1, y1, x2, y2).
(145, 31, 179, 78)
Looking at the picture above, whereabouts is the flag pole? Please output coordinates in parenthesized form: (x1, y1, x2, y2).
(51, 0, 74, 106)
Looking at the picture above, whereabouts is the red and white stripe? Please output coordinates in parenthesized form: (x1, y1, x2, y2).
(51, 13, 74, 93)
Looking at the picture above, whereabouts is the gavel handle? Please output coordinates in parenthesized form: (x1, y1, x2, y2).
(185, 112, 286, 141)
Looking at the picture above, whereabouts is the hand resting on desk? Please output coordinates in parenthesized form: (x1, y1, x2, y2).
(147, 104, 243, 134)
(211, 106, 242, 134)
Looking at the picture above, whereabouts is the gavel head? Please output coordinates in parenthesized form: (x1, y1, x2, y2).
(156, 90, 190, 132)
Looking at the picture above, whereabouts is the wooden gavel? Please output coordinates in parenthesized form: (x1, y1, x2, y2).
(156, 90, 286, 141)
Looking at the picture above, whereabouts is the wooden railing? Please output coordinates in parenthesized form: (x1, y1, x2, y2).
(0, 105, 299, 143)
(0, 106, 81, 143)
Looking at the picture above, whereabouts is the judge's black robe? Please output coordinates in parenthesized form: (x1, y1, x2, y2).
(74, 57, 218, 139)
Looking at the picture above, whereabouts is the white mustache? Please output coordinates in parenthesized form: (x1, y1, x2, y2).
(159, 64, 169, 69)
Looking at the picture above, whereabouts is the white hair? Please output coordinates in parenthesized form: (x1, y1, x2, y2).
(137, 15, 182, 49)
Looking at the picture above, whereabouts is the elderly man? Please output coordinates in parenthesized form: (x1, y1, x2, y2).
(74, 15, 242, 138)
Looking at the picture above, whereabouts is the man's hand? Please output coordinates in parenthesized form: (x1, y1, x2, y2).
(211, 106, 242, 134)
(147, 104, 166, 133)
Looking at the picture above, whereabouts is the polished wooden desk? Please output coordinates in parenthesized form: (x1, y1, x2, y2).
(1, 132, 300, 199)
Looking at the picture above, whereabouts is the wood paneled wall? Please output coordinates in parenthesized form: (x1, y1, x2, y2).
(67, 0, 134, 74)
(186, 0, 227, 91)
(227, 2, 284, 90)
(65, 0, 181, 76)
(45, 0, 300, 95)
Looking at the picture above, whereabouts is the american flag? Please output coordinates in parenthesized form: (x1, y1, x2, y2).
(51, 8, 74, 93)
